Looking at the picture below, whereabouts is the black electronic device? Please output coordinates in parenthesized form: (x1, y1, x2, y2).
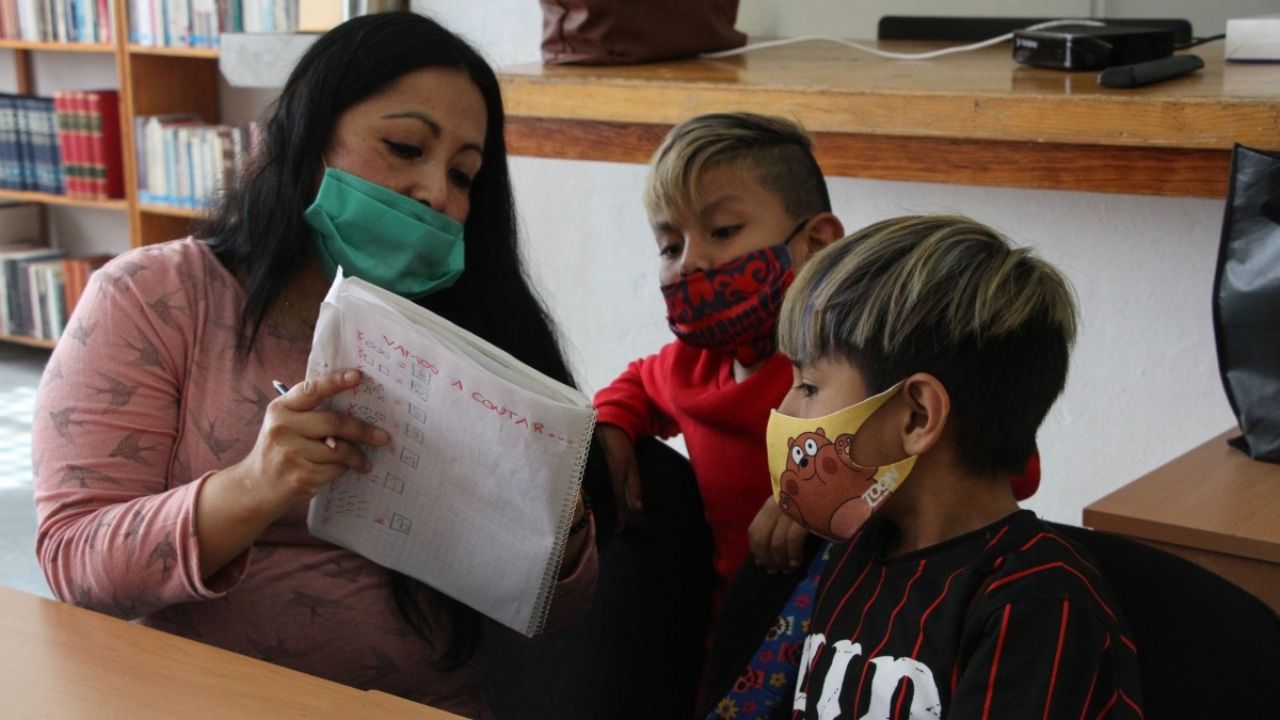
(1012, 24, 1175, 71)
(1098, 54, 1204, 88)
(878, 16, 1193, 45)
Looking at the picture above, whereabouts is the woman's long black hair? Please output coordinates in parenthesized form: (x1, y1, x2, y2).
(201, 12, 611, 669)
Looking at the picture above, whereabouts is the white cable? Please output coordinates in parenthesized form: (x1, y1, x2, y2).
(700, 19, 1107, 61)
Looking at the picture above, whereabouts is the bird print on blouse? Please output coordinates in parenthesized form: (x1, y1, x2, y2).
(246, 631, 315, 663)
(358, 647, 402, 685)
(109, 430, 163, 467)
(147, 292, 186, 330)
(87, 372, 140, 411)
(68, 317, 97, 347)
(48, 406, 87, 445)
(287, 591, 351, 623)
(117, 325, 165, 369)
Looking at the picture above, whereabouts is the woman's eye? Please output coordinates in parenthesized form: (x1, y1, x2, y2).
(658, 243, 681, 259)
(383, 140, 422, 159)
(794, 382, 817, 398)
(710, 225, 742, 240)
(449, 168, 474, 190)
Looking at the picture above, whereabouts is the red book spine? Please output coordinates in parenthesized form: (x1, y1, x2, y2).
(71, 92, 91, 199)
(93, 90, 124, 200)
(53, 93, 77, 197)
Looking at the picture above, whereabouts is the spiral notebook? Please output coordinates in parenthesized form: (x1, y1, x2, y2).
(304, 271, 596, 637)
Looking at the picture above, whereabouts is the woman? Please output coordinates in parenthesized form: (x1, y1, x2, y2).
(33, 13, 603, 718)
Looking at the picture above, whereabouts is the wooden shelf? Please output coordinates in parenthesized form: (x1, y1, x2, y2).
(0, 189, 127, 210)
(139, 203, 211, 220)
(127, 44, 219, 59)
(499, 41, 1280, 198)
(0, 333, 56, 350)
(0, 39, 115, 53)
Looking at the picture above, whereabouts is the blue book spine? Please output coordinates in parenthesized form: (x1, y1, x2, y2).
(0, 95, 16, 191)
(38, 98, 64, 195)
(14, 96, 35, 191)
(21, 97, 55, 195)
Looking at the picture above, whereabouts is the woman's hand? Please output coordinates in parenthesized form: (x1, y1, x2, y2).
(232, 369, 390, 518)
(748, 496, 808, 573)
(196, 369, 390, 579)
(597, 424, 641, 532)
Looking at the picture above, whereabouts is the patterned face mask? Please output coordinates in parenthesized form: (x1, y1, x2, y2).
(766, 381, 918, 541)
(661, 221, 806, 366)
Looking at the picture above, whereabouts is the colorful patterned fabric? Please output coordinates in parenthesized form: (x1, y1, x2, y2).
(662, 243, 794, 368)
(708, 544, 832, 720)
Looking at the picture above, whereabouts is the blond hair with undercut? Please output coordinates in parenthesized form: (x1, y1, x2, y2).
(778, 215, 1078, 476)
(644, 112, 831, 222)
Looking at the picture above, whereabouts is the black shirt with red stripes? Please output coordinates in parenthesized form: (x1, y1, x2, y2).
(791, 510, 1142, 719)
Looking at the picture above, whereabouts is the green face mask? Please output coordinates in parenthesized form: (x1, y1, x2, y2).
(304, 167, 466, 299)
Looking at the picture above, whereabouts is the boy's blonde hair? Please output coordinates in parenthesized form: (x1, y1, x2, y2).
(779, 215, 1078, 475)
(644, 112, 831, 221)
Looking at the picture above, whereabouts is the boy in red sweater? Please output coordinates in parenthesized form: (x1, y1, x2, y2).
(593, 112, 846, 585)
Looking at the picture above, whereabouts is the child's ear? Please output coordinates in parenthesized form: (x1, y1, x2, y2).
(803, 212, 845, 253)
(900, 373, 950, 457)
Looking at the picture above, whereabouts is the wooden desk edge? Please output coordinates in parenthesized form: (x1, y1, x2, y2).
(0, 586, 467, 720)
(1083, 430, 1280, 564)
(504, 116, 1232, 197)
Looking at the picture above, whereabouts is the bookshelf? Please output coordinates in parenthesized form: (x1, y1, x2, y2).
(1, 0, 222, 348)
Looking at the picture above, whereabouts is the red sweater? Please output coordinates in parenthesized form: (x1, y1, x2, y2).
(595, 341, 792, 583)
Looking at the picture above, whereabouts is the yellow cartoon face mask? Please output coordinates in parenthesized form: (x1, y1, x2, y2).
(766, 381, 918, 541)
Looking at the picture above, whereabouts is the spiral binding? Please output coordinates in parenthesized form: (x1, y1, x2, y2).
(525, 410, 599, 637)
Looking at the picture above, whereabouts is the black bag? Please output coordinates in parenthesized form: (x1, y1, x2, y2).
(1212, 144, 1280, 462)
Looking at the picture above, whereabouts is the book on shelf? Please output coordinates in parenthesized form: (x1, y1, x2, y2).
(24, 257, 66, 340)
(61, 253, 110, 318)
(0, 244, 65, 337)
(53, 89, 123, 199)
(137, 113, 257, 210)
(0, 0, 112, 42)
(305, 271, 597, 638)
(129, 0, 298, 49)
(88, 90, 123, 199)
(0, 94, 19, 190)
(0, 203, 111, 342)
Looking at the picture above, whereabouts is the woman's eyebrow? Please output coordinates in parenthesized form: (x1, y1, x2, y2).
(381, 111, 484, 155)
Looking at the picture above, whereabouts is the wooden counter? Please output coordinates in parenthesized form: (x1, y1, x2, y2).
(499, 41, 1280, 197)
(1084, 429, 1280, 611)
(0, 585, 465, 719)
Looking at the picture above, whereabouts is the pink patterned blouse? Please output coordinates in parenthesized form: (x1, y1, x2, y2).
(32, 238, 597, 719)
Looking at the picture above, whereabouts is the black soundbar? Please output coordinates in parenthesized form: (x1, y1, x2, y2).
(877, 16, 1193, 46)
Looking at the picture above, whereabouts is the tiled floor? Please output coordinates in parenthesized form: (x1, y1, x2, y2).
(0, 343, 52, 597)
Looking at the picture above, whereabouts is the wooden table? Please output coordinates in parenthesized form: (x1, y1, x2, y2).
(1083, 429, 1280, 611)
(499, 41, 1280, 198)
(0, 585, 466, 719)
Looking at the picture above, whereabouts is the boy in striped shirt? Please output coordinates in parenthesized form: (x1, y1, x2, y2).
(768, 215, 1142, 719)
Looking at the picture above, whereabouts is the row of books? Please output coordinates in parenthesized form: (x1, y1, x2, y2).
(129, 0, 298, 49)
(136, 114, 257, 209)
(0, 93, 61, 194)
(0, 90, 124, 199)
(0, 203, 111, 341)
(0, 0, 114, 43)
